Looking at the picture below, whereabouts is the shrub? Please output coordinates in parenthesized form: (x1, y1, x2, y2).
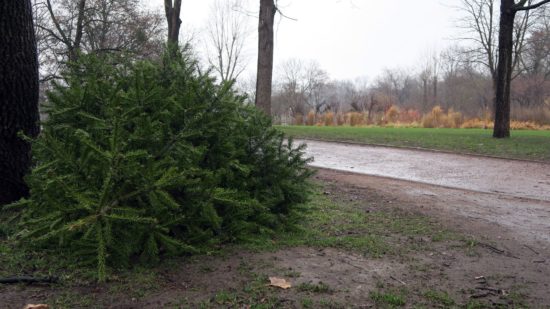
(461, 118, 493, 129)
(13, 52, 313, 281)
(336, 113, 346, 126)
(293, 113, 304, 125)
(348, 112, 366, 127)
(306, 110, 316, 126)
(323, 112, 335, 126)
(422, 106, 445, 128)
(445, 109, 463, 128)
(510, 120, 541, 130)
(399, 109, 421, 123)
(385, 105, 400, 123)
(512, 106, 550, 125)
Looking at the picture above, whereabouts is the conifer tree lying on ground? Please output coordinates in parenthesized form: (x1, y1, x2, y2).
(11, 51, 313, 281)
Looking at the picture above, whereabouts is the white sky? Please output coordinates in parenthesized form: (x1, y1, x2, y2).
(148, 0, 463, 81)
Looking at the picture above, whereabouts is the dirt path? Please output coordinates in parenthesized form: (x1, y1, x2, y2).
(2, 168, 549, 308)
(300, 139, 550, 246)
(299, 139, 550, 201)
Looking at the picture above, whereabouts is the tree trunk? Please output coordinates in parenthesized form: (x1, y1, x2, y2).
(255, 0, 276, 116)
(367, 95, 376, 124)
(0, 0, 40, 205)
(422, 79, 428, 111)
(432, 76, 438, 106)
(165, 0, 182, 45)
(493, 0, 516, 138)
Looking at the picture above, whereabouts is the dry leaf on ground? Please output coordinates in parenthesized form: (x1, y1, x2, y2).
(268, 277, 291, 289)
(23, 305, 49, 309)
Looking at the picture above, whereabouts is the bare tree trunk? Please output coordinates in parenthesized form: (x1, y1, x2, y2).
(255, 0, 276, 116)
(165, 0, 182, 45)
(422, 78, 428, 111)
(0, 0, 40, 205)
(367, 94, 377, 124)
(493, 0, 516, 138)
(45, 0, 86, 63)
(433, 76, 438, 106)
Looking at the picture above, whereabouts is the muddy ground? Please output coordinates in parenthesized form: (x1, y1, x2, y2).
(1, 168, 549, 308)
(300, 139, 550, 202)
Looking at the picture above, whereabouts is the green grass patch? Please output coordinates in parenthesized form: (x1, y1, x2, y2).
(423, 290, 455, 306)
(370, 291, 407, 307)
(296, 281, 332, 293)
(240, 188, 455, 257)
(278, 126, 550, 161)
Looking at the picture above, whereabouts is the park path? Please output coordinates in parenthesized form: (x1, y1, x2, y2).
(298, 139, 550, 202)
(300, 139, 550, 245)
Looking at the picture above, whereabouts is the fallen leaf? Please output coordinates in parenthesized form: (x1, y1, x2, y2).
(268, 277, 291, 289)
(23, 305, 49, 309)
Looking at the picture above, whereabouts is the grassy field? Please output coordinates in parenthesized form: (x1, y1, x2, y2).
(277, 126, 550, 161)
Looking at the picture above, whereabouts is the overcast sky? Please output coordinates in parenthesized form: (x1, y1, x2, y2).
(149, 0, 463, 81)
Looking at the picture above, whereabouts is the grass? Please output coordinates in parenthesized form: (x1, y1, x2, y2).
(0, 185, 475, 308)
(278, 126, 550, 161)
(296, 282, 332, 293)
(239, 188, 455, 257)
(370, 290, 407, 307)
(423, 290, 455, 306)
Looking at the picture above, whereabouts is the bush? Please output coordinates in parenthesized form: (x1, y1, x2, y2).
(323, 112, 335, 126)
(461, 118, 493, 129)
(510, 120, 541, 130)
(422, 106, 445, 128)
(306, 110, 316, 126)
(445, 109, 463, 128)
(13, 52, 313, 281)
(385, 105, 400, 123)
(348, 112, 366, 127)
(293, 113, 304, 125)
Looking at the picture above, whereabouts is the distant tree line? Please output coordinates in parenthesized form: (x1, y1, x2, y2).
(268, 3, 550, 129)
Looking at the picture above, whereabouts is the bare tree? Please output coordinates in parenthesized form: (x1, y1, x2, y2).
(493, 0, 550, 138)
(514, 6, 550, 107)
(165, 0, 182, 45)
(206, 0, 251, 83)
(303, 61, 329, 112)
(35, 0, 164, 81)
(418, 50, 440, 109)
(350, 76, 369, 112)
(275, 59, 307, 117)
(255, 0, 277, 116)
(456, 0, 533, 86)
(37, 0, 87, 65)
(275, 58, 328, 116)
(1, 0, 40, 204)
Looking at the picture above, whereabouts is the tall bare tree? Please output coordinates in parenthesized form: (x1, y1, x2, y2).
(206, 0, 251, 83)
(0, 0, 40, 205)
(456, 0, 533, 86)
(35, 0, 164, 81)
(276, 58, 328, 116)
(493, 0, 550, 137)
(165, 0, 182, 45)
(255, 0, 277, 116)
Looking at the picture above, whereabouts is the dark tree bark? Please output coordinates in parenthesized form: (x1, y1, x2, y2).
(493, 0, 516, 138)
(165, 0, 182, 45)
(493, 0, 550, 138)
(0, 0, 40, 205)
(255, 0, 277, 116)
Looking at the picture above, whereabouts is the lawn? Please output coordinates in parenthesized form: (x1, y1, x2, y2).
(277, 126, 550, 161)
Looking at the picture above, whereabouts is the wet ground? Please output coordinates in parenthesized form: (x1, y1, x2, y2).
(300, 139, 550, 246)
(3, 169, 550, 308)
(299, 139, 550, 202)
